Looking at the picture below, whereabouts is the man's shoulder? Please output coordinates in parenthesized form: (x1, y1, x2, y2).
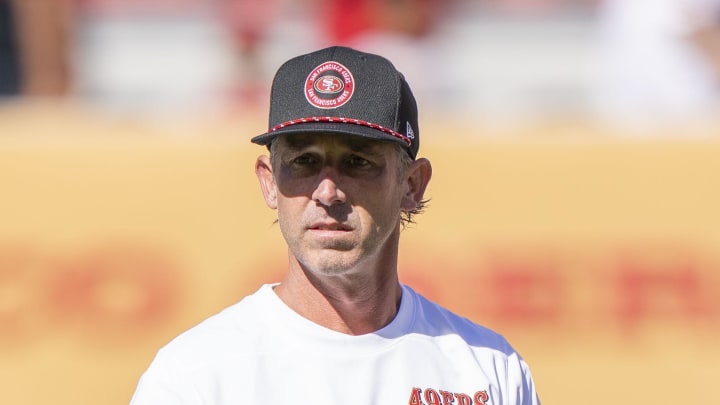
(153, 285, 273, 363)
(404, 286, 516, 356)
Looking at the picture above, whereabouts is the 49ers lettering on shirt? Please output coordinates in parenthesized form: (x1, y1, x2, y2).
(409, 387, 490, 405)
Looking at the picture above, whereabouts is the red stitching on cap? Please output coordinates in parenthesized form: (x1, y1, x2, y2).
(269, 117, 411, 146)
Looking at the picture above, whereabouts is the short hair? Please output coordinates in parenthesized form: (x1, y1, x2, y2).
(394, 143, 429, 228)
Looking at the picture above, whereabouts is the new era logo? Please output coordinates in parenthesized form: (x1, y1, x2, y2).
(406, 122, 415, 140)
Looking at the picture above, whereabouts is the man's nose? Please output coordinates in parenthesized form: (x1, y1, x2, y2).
(312, 168, 346, 206)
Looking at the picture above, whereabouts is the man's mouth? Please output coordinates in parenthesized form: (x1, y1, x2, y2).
(308, 222, 352, 231)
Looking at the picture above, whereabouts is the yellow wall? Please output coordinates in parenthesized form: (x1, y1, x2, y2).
(2, 106, 719, 404)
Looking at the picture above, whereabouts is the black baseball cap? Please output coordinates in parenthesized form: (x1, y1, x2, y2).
(251, 46, 420, 160)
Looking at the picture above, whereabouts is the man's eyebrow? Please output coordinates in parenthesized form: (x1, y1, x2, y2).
(343, 138, 386, 156)
(279, 135, 386, 155)
(281, 136, 315, 151)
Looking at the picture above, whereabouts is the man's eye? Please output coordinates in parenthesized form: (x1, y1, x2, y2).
(347, 156, 370, 167)
(293, 154, 318, 165)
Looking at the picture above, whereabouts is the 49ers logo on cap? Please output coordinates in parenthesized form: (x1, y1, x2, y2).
(305, 61, 354, 109)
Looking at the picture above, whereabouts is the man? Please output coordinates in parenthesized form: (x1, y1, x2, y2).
(130, 46, 541, 405)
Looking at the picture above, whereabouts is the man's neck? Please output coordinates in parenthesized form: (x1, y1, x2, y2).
(273, 261, 403, 335)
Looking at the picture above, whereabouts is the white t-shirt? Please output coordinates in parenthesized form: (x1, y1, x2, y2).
(130, 284, 540, 405)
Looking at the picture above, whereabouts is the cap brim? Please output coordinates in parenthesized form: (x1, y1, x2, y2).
(251, 122, 410, 149)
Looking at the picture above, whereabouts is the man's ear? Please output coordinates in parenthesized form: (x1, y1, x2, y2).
(401, 157, 432, 211)
(255, 155, 278, 210)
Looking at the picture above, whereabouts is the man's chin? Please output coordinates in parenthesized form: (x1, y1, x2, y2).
(301, 251, 363, 275)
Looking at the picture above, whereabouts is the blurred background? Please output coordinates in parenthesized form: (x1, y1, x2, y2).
(1, 0, 720, 404)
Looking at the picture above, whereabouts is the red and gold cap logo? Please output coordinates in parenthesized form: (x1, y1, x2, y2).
(304, 61, 355, 109)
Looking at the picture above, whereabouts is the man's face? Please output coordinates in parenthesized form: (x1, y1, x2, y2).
(260, 133, 408, 276)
